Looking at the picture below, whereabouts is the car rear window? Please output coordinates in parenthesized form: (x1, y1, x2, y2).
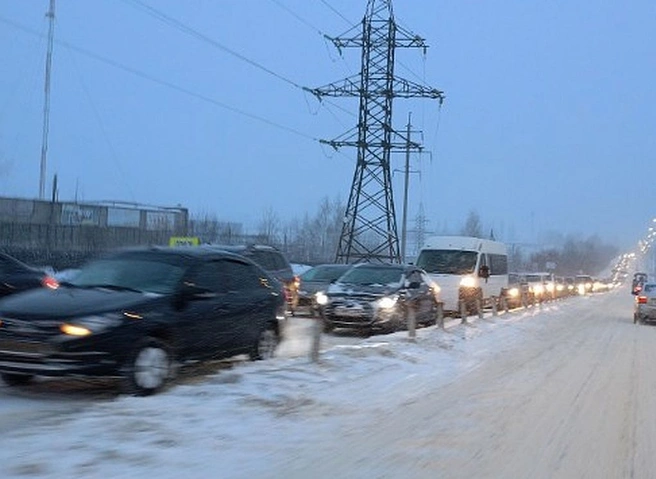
(644, 284, 656, 293)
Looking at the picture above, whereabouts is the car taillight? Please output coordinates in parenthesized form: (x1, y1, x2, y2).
(637, 295, 648, 304)
(42, 275, 59, 289)
(293, 275, 300, 287)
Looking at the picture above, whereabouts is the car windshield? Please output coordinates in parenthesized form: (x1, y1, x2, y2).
(70, 258, 186, 294)
(337, 266, 404, 286)
(643, 284, 656, 294)
(301, 265, 350, 282)
(526, 275, 544, 283)
(415, 250, 478, 275)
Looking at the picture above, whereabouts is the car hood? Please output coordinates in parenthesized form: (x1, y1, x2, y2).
(0, 287, 163, 319)
(299, 280, 333, 294)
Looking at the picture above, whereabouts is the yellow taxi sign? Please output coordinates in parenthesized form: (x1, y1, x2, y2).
(169, 236, 200, 247)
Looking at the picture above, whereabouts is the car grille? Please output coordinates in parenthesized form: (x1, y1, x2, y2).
(0, 339, 53, 355)
(324, 297, 374, 322)
(0, 317, 61, 340)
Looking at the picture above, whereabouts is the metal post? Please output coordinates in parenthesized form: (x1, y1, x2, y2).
(437, 302, 444, 329)
(491, 296, 498, 317)
(39, 0, 56, 200)
(502, 295, 509, 313)
(407, 307, 416, 341)
(310, 318, 322, 362)
(477, 299, 484, 319)
(460, 301, 468, 324)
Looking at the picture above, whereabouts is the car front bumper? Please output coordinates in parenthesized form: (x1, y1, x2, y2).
(0, 343, 120, 378)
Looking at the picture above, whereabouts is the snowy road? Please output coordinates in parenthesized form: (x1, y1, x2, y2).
(1, 288, 653, 478)
(281, 291, 653, 478)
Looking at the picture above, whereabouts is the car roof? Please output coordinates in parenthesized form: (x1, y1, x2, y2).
(204, 244, 282, 254)
(104, 246, 254, 263)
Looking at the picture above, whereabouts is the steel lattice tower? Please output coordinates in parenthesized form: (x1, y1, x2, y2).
(309, 0, 444, 263)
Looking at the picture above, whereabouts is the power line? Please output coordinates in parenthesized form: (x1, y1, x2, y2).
(269, 0, 324, 36)
(0, 15, 320, 143)
(119, 0, 305, 90)
(318, 0, 352, 25)
(119, 2, 357, 123)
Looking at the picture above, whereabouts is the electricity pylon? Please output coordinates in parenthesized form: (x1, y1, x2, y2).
(308, 0, 444, 263)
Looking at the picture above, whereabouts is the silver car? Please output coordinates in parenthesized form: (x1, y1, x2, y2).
(634, 282, 656, 324)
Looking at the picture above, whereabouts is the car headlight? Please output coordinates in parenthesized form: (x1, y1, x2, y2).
(508, 287, 519, 298)
(60, 313, 126, 337)
(315, 292, 329, 306)
(460, 276, 476, 288)
(376, 295, 398, 310)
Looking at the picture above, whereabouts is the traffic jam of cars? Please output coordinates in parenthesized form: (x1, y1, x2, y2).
(0, 236, 621, 395)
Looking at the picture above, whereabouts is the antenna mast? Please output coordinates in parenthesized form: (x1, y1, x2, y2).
(39, 0, 56, 200)
(309, 0, 444, 263)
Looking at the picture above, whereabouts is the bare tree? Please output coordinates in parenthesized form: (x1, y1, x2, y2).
(461, 210, 483, 238)
(257, 207, 280, 244)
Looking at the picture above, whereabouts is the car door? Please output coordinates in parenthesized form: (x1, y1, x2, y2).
(219, 259, 274, 355)
(177, 260, 238, 360)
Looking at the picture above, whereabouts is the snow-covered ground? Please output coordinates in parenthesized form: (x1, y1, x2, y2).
(0, 289, 632, 478)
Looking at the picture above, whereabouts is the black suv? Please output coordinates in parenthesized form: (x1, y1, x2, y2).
(206, 244, 298, 314)
(0, 246, 285, 395)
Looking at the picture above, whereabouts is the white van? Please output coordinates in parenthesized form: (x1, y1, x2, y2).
(415, 236, 508, 314)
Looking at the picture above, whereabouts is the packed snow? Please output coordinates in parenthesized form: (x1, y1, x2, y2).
(0, 290, 625, 478)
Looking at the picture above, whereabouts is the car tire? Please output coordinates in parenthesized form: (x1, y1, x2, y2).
(250, 325, 279, 360)
(121, 337, 172, 396)
(634, 313, 638, 324)
(1, 373, 33, 386)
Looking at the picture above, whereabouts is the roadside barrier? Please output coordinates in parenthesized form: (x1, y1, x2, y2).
(460, 301, 468, 324)
(310, 317, 322, 362)
(407, 307, 417, 341)
(437, 302, 445, 329)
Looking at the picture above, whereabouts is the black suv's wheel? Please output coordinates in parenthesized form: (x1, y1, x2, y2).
(1, 373, 33, 386)
(121, 338, 172, 396)
(250, 326, 279, 360)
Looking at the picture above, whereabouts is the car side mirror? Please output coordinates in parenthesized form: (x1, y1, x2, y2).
(478, 265, 490, 279)
(181, 283, 216, 300)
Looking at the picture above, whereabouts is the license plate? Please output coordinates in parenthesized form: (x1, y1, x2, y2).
(335, 305, 364, 317)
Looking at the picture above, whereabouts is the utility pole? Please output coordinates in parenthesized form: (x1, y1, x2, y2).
(308, 0, 444, 264)
(39, 0, 56, 200)
(414, 203, 428, 258)
(401, 113, 412, 263)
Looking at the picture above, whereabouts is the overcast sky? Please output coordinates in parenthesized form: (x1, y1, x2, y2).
(0, 0, 654, 251)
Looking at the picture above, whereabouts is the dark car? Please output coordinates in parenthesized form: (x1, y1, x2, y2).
(632, 272, 648, 295)
(316, 263, 441, 334)
(505, 272, 529, 308)
(0, 246, 285, 395)
(296, 264, 353, 315)
(0, 252, 59, 298)
(207, 244, 298, 314)
(634, 282, 656, 324)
